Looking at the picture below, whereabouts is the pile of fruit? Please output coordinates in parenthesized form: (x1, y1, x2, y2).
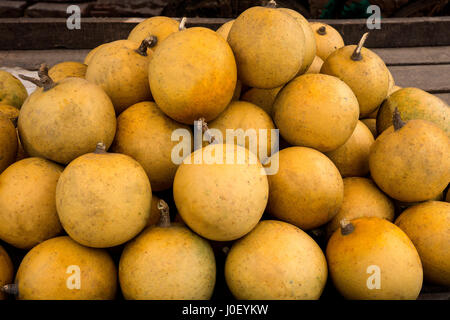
(0, 1, 449, 300)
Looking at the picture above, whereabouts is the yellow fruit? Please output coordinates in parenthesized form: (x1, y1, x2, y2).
(0, 245, 13, 300)
(84, 43, 109, 65)
(0, 70, 28, 109)
(56, 143, 152, 248)
(14, 236, 117, 300)
(119, 201, 216, 300)
(306, 55, 324, 74)
(387, 69, 395, 94)
(111, 101, 192, 191)
(149, 27, 237, 124)
(241, 86, 282, 116)
(360, 118, 377, 138)
(279, 8, 316, 74)
(0, 104, 19, 126)
(377, 87, 450, 137)
(0, 157, 63, 249)
(85, 39, 155, 114)
(208, 101, 276, 162)
(366, 106, 380, 119)
(173, 144, 268, 241)
(228, 6, 305, 88)
(309, 22, 344, 61)
(326, 217, 423, 300)
(216, 19, 234, 39)
(325, 120, 375, 177)
(369, 114, 450, 202)
(18, 66, 116, 165)
(225, 220, 327, 300)
(395, 201, 450, 287)
(326, 177, 395, 237)
(0, 115, 17, 173)
(321, 33, 390, 117)
(48, 61, 87, 82)
(268, 147, 343, 230)
(128, 16, 179, 51)
(273, 73, 359, 152)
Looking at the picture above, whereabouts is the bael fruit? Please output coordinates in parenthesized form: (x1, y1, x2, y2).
(369, 110, 450, 202)
(241, 86, 282, 116)
(325, 177, 394, 237)
(325, 120, 375, 177)
(9, 236, 117, 300)
(0, 114, 17, 173)
(376, 87, 450, 137)
(309, 22, 344, 61)
(111, 101, 193, 191)
(149, 27, 237, 124)
(321, 33, 390, 117)
(273, 73, 359, 152)
(361, 118, 377, 137)
(18, 64, 116, 165)
(216, 19, 234, 39)
(306, 55, 324, 74)
(119, 200, 216, 300)
(395, 201, 450, 287)
(56, 143, 152, 248)
(84, 43, 109, 65)
(225, 220, 327, 300)
(48, 61, 87, 82)
(0, 245, 13, 300)
(227, 5, 305, 89)
(85, 38, 156, 114)
(128, 16, 179, 51)
(326, 217, 423, 300)
(0, 157, 63, 249)
(173, 143, 268, 241)
(0, 70, 28, 109)
(267, 147, 343, 230)
(0, 104, 19, 126)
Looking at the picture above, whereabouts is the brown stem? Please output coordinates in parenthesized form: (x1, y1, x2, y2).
(340, 219, 355, 236)
(317, 26, 327, 36)
(179, 17, 187, 31)
(266, 0, 277, 8)
(157, 199, 171, 228)
(19, 63, 55, 91)
(351, 32, 369, 61)
(135, 36, 158, 56)
(1, 284, 18, 296)
(94, 142, 107, 154)
(198, 117, 215, 144)
(393, 107, 406, 131)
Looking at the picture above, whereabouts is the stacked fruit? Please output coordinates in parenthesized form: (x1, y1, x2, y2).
(0, 2, 449, 300)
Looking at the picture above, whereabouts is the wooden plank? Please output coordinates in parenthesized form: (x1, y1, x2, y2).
(0, 17, 449, 50)
(373, 46, 450, 66)
(389, 65, 450, 94)
(434, 93, 450, 105)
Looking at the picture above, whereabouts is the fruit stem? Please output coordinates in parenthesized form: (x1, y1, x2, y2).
(393, 107, 406, 131)
(19, 63, 55, 91)
(317, 26, 327, 35)
(157, 199, 171, 228)
(340, 219, 355, 236)
(94, 142, 107, 154)
(135, 36, 158, 56)
(179, 17, 187, 31)
(266, 0, 277, 8)
(1, 284, 18, 296)
(198, 117, 216, 144)
(351, 32, 369, 61)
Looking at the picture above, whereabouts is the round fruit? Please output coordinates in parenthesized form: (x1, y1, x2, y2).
(268, 147, 343, 230)
(149, 27, 237, 124)
(0, 104, 19, 126)
(225, 220, 327, 300)
(0, 115, 17, 173)
(84, 43, 109, 65)
(13, 236, 117, 300)
(360, 118, 377, 138)
(0, 245, 13, 300)
(0, 157, 63, 249)
(326, 217, 423, 300)
(395, 201, 450, 287)
(377, 87, 450, 137)
(216, 19, 234, 39)
(128, 16, 179, 51)
(309, 22, 344, 61)
(208, 101, 276, 162)
(0, 70, 28, 109)
(321, 33, 390, 117)
(241, 86, 282, 116)
(173, 144, 268, 241)
(279, 8, 316, 74)
(56, 143, 152, 248)
(325, 120, 375, 177)
(48, 61, 87, 82)
(228, 6, 305, 89)
(369, 111, 450, 202)
(18, 64, 116, 164)
(273, 73, 359, 152)
(326, 177, 394, 237)
(306, 55, 324, 74)
(119, 200, 216, 300)
(85, 39, 155, 114)
(111, 101, 193, 191)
